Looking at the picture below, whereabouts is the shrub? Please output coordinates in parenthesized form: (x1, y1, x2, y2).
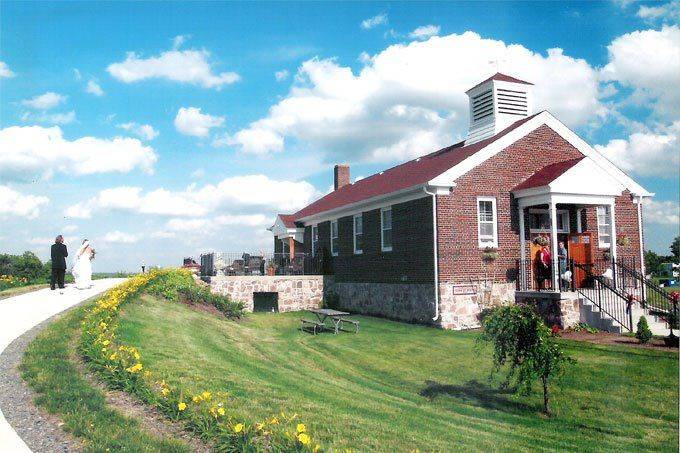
(635, 316, 653, 344)
(479, 305, 574, 415)
(572, 322, 599, 334)
(177, 284, 244, 319)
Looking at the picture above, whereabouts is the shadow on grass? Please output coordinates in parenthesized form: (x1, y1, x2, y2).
(420, 379, 533, 414)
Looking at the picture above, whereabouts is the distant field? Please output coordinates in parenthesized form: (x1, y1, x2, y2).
(117, 295, 679, 452)
(0, 284, 49, 300)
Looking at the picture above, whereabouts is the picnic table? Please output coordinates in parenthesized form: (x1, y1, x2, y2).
(300, 308, 361, 334)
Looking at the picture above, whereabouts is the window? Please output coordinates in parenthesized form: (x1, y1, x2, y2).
(330, 220, 339, 256)
(529, 209, 570, 234)
(381, 207, 392, 252)
(311, 225, 318, 257)
(353, 214, 363, 254)
(596, 206, 612, 249)
(477, 197, 498, 248)
(281, 238, 290, 255)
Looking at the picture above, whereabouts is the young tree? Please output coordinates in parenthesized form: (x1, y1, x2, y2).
(671, 236, 679, 262)
(479, 305, 574, 415)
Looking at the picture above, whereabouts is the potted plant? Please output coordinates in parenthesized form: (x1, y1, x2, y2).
(616, 234, 630, 247)
(532, 235, 549, 247)
(481, 247, 499, 262)
(603, 249, 613, 261)
(266, 262, 276, 276)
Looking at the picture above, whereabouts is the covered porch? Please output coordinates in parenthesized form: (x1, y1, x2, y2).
(512, 157, 632, 293)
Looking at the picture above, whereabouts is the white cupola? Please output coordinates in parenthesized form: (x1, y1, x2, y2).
(464, 73, 534, 145)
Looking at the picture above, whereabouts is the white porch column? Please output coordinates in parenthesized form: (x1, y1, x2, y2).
(549, 200, 559, 291)
(609, 200, 618, 289)
(519, 204, 526, 290)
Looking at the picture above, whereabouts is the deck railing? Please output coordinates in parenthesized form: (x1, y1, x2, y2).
(199, 252, 324, 276)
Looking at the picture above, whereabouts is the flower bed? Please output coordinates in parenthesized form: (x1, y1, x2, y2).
(79, 269, 321, 452)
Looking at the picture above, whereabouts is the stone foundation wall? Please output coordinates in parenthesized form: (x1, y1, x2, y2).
(438, 282, 516, 330)
(515, 291, 581, 329)
(209, 275, 327, 312)
(329, 282, 436, 324)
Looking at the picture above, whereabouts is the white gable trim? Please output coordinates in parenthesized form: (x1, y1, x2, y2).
(268, 215, 304, 242)
(429, 111, 652, 197)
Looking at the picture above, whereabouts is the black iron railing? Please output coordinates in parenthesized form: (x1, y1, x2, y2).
(515, 258, 554, 291)
(199, 252, 324, 276)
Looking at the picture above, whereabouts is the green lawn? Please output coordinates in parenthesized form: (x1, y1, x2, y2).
(0, 283, 48, 300)
(20, 303, 189, 452)
(117, 295, 679, 452)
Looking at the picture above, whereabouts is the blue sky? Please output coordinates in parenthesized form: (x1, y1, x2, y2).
(1, 1, 678, 271)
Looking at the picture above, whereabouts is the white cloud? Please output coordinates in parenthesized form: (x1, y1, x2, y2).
(103, 231, 140, 243)
(644, 199, 680, 225)
(190, 168, 205, 179)
(73, 68, 82, 80)
(117, 122, 159, 140)
(86, 80, 105, 96)
(27, 235, 77, 247)
(172, 34, 189, 49)
(21, 92, 66, 110)
(0, 61, 15, 78)
(361, 13, 388, 29)
(174, 107, 224, 137)
(595, 122, 679, 178)
(107, 46, 240, 89)
(150, 230, 176, 239)
(601, 25, 680, 119)
(636, 1, 680, 22)
(0, 125, 157, 182)
(65, 175, 317, 220)
(21, 110, 77, 125)
(408, 25, 440, 40)
(230, 31, 603, 162)
(63, 224, 78, 233)
(0, 186, 49, 219)
(275, 69, 290, 81)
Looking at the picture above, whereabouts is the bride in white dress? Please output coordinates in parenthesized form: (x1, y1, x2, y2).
(73, 239, 95, 289)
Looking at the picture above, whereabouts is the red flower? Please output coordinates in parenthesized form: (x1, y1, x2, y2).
(551, 324, 560, 335)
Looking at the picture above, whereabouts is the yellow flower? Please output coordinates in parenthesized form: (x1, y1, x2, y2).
(297, 433, 311, 445)
(109, 353, 117, 360)
(233, 423, 244, 433)
(125, 363, 143, 373)
(178, 402, 187, 411)
(201, 391, 211, 400)
(255, 422, 265, 431)
(297, 423, 306, 433)
(102, 340, 110, 346)
(161, 387, 170, 396)
(269, 416, 279, 425)
(192, 396, 201, 403)
(217, 407, 225, 416)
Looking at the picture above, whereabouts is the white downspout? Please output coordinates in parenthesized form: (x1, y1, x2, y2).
(636, 196, 646, 277)
(424, 185, 440, 322)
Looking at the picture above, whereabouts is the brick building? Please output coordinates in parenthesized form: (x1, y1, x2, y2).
(269, 73, 652, 330)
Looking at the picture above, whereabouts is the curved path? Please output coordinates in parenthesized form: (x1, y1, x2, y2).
(0, 279, 125, 452)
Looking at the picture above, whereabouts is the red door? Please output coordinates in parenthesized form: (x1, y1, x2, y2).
(569, 233, 593, 288)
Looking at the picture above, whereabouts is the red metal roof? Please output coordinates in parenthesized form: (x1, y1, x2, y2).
(513, 157, 584, 191)
(278, 214, 298, 228)
(293, 112, 541, 221)
(466, 72, 534, 93)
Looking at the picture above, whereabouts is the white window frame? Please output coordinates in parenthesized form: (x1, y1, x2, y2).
(596, 206, 612, 249)
(380, 206, 393, 252)
(311, 225, 318, 257)
(353, 213, 363, 255)
(477, 197, 498, 248)
(330, 220, 338, 257)
(528, 208, 570, 234)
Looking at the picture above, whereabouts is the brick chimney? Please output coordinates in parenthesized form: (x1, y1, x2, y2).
(334, 164, 350, 191)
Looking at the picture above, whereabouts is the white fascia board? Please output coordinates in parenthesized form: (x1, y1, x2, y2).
(518, 192, 615, 208)
(296, 184, 432, 225)
(429, 111, 652, 197)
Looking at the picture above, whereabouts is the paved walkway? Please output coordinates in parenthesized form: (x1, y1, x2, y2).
(0, 279, 124, 452)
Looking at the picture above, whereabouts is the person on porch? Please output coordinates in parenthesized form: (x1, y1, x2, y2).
(558, 241, 569, 291)
(536, 243, 552, 290)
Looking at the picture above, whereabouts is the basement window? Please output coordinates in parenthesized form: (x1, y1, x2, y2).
(353, 214, 363, 254)
(477, 197, 498, 248)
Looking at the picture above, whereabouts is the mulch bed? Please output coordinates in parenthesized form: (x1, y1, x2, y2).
(559, 330, 678, 350)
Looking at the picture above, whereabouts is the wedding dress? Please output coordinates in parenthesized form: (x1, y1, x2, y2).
(73, 241, 93, 289)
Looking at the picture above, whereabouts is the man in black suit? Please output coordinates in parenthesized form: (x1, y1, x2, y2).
(51, 235, 68, 291)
